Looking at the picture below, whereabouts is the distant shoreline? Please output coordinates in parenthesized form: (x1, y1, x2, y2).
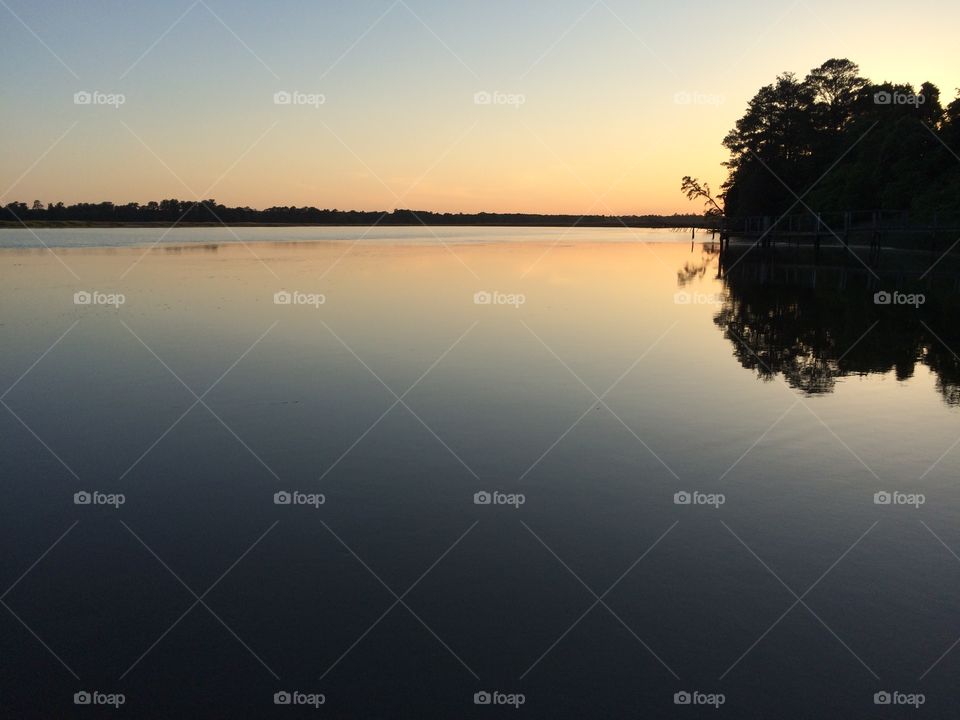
(0, 220, 716, 230)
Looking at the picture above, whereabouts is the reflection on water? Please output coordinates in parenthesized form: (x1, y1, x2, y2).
(0, 225, 700, 249)
(676, 242, 721, 286)
(3, 233, 960, 718)
(714, 244, 960, 404)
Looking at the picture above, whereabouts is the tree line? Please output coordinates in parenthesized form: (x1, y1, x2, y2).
(689, 58, 960, 220)
(1, 199, 709, 228)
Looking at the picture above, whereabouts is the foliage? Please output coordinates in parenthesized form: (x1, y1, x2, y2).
(717, 59, 960, 219)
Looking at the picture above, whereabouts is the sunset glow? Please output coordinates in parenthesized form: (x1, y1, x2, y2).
(2, 0, 958, 214)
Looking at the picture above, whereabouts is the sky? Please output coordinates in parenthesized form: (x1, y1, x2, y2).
(1, 0, 958, 215)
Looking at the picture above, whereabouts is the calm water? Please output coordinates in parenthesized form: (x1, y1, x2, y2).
(1, 228, 959, 718)
(0, 225, 697, 248)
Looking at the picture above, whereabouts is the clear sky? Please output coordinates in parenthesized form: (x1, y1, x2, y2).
(1, 0, 958, 215)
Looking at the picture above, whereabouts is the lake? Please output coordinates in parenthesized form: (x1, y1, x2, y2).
(1, 227, 958, 718)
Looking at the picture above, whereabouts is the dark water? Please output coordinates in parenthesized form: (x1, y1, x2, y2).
(1, 231, 959, 718)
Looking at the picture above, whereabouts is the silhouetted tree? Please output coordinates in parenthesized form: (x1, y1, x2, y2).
(705, 58, 960, 222)
(680, 176, 723, 216)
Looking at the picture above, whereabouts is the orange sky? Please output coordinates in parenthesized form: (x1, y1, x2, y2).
(1, 0, 958, 215)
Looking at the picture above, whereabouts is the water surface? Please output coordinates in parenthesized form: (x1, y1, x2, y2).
(1, 229, 959, 718)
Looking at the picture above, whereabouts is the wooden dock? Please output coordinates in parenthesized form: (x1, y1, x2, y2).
(714, 210, 960, 263)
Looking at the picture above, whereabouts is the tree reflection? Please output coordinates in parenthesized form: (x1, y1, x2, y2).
(712, 249, 960, 404)
(676, 242, 721, 287)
